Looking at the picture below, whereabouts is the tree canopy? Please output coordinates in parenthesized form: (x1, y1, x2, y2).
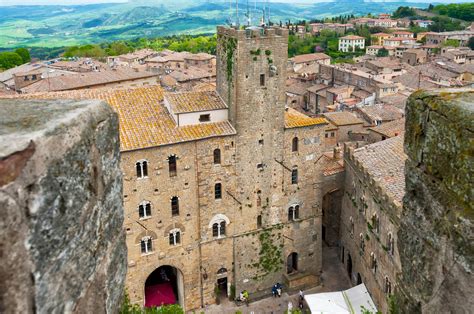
(14, 48, 31, 63)
(0, 52, 23, 70)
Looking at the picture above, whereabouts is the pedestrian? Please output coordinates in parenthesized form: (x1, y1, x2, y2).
(272, 284, 277, 298)
(299, 289, 304, 300)
(288, 301, 293, 312)
(276, 282, 282, 297)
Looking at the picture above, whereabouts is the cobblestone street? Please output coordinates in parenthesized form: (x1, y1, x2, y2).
(196, 245, 351, 314)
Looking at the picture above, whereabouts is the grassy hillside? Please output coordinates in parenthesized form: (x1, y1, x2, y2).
(0, 0, 432, 49)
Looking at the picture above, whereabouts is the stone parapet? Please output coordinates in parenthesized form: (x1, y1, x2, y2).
(0, 99, 126, 313)
(397, 88, 474, 313)
(217, 25, 289, 40)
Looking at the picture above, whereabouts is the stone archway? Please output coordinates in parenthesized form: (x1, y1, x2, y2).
(144, 265, 184, 309)
(287, 252, 298, 274)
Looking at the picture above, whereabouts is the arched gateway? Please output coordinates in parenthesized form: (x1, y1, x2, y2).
(144, 265, 184, 309)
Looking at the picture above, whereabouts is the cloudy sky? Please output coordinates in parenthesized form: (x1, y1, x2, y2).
(0, 0, 466, 5)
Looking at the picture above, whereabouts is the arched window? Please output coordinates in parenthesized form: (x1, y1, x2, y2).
(138, 201, 152, 219)
(292, 137, 299, 152)
(387, 233, 395, 256)
(171, 196, 179, 216)
(385, 276, 392, 294)
(257, 215, 262, 228)
(168, 155, 177, 177)
(212, 221, 226, 238)
(213, 149, 221, 164)
(215, 183, 222, 200)
(136, 160, 148, 178)
(288, 205, 299, 221)
(256, 190, 262, 207)
(169, 229, 181, 245)
(291, 167, 298, 184)
(350, 216, 354, 235)
(370, 252, 377, 273)
(360, 233, 365, 252)
(140, 236, 153, 254)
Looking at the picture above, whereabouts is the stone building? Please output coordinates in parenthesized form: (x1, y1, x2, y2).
(11, 26, 334, 311)
(340, 136, 406, 313)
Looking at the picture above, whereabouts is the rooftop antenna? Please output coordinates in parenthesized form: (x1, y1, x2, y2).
(236, 0, 239, 27)
(246, 0, 251, 26)
(267, 0, 270, 25)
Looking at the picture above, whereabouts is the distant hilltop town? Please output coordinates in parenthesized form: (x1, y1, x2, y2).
(0, 5, 473, 314)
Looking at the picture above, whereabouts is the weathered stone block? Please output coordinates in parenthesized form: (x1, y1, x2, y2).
(398, 89, 473, 313)
(0, 99, 126, 313)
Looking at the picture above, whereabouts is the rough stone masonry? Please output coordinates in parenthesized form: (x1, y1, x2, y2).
(397, 89, 473, 313)
(0, 99, 127, 313)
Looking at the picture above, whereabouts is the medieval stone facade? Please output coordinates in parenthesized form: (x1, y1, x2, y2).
(122, 26, 331, 311)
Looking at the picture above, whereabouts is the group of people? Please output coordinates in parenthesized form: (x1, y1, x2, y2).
(271, 283, 282, 298)
(237, 285, 305, 310)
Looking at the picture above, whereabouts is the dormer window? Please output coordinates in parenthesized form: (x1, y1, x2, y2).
(199, 114, 211, 122)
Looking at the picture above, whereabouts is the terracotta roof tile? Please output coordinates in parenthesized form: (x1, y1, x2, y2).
(323, 111, 364, 126)
(353, 135, 406, 204)
(5, 86, 236, 151)
(165, 90, 227, 113)
(285, 107, 328, 129)
(368, 118, 405, 138)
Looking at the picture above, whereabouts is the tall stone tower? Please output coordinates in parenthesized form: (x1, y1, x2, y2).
(216, 26, 321, 295)
(216, 26, 289, 232)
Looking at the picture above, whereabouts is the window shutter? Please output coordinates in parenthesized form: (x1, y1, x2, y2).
(140, 240, 146, 253)
(143, 161, 148, 177)
(145, 203, 151, 217)
(138, 205, 144, 218)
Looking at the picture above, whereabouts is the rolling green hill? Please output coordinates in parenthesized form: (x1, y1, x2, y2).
(0, 0, 433, 49)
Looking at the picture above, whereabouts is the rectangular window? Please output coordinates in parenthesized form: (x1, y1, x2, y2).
(291, 169, 298, 184)
(199, 114, 211, 122)
(260, 74, 265, 86)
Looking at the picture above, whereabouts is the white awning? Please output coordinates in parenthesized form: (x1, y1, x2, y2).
(303, 283, 377, 314)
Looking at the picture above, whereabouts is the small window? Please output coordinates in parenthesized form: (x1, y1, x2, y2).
(360, 233, 365, 252)
(138, 201, 152, 219)
(325, 133, 329, 138)
(288, 205, 300, 221)
(213, 149, 221, 164)
(291, 167, 298, 184)
(140, 237, 153, 254)
(169, 155, 177, 177)
(212, 221, 226, 238)
(292, 137, 298, 152)
(257, 215, 262, 228)
(169, 230, 181, 245)
(260, 74, 265, 86)
(171, 196, 179, 216)
(215, 183, 222, 200)
(136, 160, 148, 178)
(387, 233, 395, 256)
(258, 139, 264, 145)
(385, 277, 392, 294)
(199, 114, 211, 122)
(257, 163, 264, 170)
(32, 74, 37, 80)
(350, 216, 354, 235)
(371, 253, 377, 273)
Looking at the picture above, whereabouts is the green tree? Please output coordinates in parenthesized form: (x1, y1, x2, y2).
(0, 52, 23, 70)
(120, 292, 184, 314)
(107, 42, 131, 56)
(14, 48, 31, 63)
(468, 37, 474, 50)
(442, 39, 460, 47)
(377, 48, 389, 57)
(392, 6, 416, 18)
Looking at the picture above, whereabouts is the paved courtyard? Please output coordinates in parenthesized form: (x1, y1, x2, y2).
(195, 245, 351, 313)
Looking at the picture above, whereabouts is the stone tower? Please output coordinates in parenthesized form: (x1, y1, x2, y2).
(216, 26, 321, 295)
(216, 26, 289, 232)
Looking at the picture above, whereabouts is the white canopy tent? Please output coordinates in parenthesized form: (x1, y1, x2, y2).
(304, 284, 378, 314)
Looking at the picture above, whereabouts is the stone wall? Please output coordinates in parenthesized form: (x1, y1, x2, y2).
(397, 89, 474, 313)
(0, 99, 126, 313)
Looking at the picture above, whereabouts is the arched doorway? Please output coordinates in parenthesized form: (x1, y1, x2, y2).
(216, 268, 228, 300)
(144, 265, 184, 309)
(347, 253, 352, 278)
(357, 273, 362, 285)
(287, 252, 298, 274)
